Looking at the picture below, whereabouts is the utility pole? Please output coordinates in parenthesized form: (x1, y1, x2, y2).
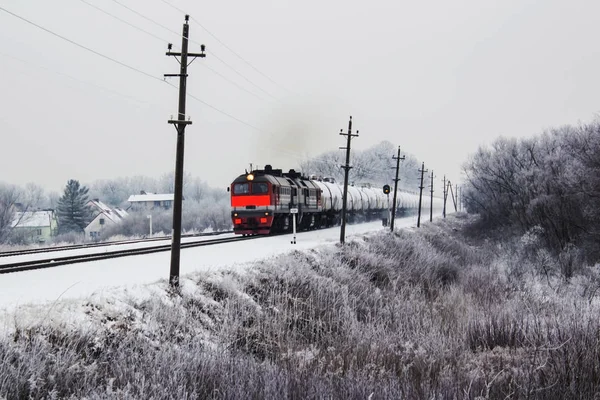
(164, 15, 206, 288)
(390, 146, 405, 232)
(442, 175, 447, 218)
(429, 170, 434, 222)
(449, 183, 457, 212)
(455, 184, 460, 212)
(339, 116, 359, 244)
(417, 162, 428, 228)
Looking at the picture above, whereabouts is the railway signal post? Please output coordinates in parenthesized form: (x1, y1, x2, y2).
(290, 207, 298, 244)
(390, 146, 405, 232)
(339, 116, 359, 244)
(164, 15, 206, 288)
(417, 162, 428, 228)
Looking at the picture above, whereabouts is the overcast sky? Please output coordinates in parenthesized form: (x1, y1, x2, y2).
(1, 0, 600, 193)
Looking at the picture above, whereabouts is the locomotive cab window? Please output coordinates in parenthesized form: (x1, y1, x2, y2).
(252, 183, 269, 194)
(233, 183, 250, 194)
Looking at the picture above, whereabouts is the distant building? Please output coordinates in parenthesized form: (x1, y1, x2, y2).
(11, 210, 58, 243)
(85, 199, 129, 240)
(127, 191, 181, 211)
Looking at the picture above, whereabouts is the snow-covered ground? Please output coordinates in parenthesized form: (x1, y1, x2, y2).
(0, 217, 419, 314)
(0, 233, 236, 265)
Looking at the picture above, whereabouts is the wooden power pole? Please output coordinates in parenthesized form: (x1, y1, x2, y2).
(417, 162, 428, 228)
(339, 116, 358, 244)
(390, 146, 405, 231)
(164, 15, 206, 288)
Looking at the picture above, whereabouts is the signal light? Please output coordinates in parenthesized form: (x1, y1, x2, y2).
(260, 217, 268, 224)
(234, 218, 242, 224)
(383, 184, 391, 194)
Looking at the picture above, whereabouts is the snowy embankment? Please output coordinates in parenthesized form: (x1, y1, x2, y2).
(2, 214, 600, 399)
(0, 218, 411, 325)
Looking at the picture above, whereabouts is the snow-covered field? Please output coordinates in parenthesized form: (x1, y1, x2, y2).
(0, 218, 418, 315)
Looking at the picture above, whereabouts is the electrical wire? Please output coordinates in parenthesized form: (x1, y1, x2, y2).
(105, 0, 276, 101)
(159, 0, 294, 95)
(0, 6, 417, 181)
(1, 51, 161, 108)
(0, 5, 164, 84)
(77, 0, 174, 47)
(77, 0, 270, 101)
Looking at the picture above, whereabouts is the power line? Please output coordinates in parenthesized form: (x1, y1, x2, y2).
(110, 0, 181, 39)
(165, 81, 265, 130)
(159, 0, 294, 95)
(77, 0, 173, 47)
(109, 0, 278, 101)
(1, 51, 160, 108)
(199, 63, 267, 101)
(77, 0, 268, 101)
(0, 6, 266, 133)
(209, 51, 279, 101)
(0, 5, 163, 84)
(0, 6, 390, 175)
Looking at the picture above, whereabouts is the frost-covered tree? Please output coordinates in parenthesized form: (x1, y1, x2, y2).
(57, 180, 91, 234)
(0, 183, 21, 243)
(300, 141, 422, 190)
(0, 182, 49, 244)
(462, 120, 600, 266)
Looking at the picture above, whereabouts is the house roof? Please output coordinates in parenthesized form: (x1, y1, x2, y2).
(127, 193, 176, 202)
(11, 211, 54, 228)
(88, 199, 113, 213)
(113, 208, 129, 219)
(96, 210, 121, 224)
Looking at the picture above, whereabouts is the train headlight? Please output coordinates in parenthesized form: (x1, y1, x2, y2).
(246, 173, 254, 181)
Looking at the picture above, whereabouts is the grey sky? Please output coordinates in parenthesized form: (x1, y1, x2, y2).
(1, 0, 599, 193)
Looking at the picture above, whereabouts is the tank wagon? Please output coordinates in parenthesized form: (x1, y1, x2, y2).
(229, 165, 444, 235)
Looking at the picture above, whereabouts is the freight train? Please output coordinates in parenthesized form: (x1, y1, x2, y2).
(229, 165, 444, 235)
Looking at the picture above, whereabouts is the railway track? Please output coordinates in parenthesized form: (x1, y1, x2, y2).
(0, 231, 233, 258)
(0, 235, 257, 275)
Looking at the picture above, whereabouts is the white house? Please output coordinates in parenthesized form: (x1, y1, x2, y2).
(127, 192, 181, 211)
(11, 210, 58, 243)
(85, 199, 129, 240)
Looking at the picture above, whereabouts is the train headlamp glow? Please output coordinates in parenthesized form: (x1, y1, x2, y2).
(246, 173, 254, 181)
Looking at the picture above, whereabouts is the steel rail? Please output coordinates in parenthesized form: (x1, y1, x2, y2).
(0, 231, 233, 257)
(0, 235, 256, 274)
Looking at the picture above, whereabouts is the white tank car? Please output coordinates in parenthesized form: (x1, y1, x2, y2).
(346, 185, 363, 211)
(357, 186, 378, 211)
(313, 180, 343, 212)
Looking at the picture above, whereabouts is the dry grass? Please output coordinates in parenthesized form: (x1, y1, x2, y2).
(1, 215, 600, 399)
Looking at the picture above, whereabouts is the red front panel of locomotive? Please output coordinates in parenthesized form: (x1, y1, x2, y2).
(230, 180, 275, 234)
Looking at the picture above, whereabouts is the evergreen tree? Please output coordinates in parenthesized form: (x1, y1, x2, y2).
(57, 180, 91, 234)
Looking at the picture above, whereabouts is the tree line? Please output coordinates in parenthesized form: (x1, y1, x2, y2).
(300, 140, 423, 192)
(463, 121, 600, 271)
(0, 173, 231, 245)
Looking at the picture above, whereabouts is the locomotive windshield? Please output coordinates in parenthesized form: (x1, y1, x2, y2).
(233, 183, 250, 194)
(252, 183, 269, 194)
